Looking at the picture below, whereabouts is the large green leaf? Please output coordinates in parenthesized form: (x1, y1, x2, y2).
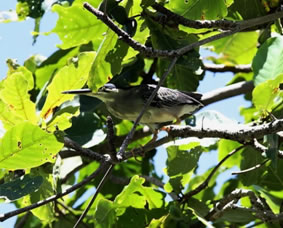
(0, 72, 37, 124)
(0, 175, 43, 201)
(239, 146, 265, 186)
(228, 0, 266, 19)
(114, 175, 163, 215)
(41, 51, 95, 119)
(23, 168, 55, 222)
(35, 47, 79, 89)
(94, 199, 117, 228)
(164, 146, 202, 193)
(252, 74, 283, 113)
(46, 105, 80, 132)
(0, 100, 23, 130)
(253, 37, 283, 85)
(87, 30, 117, 91)
(208, 32, 258, 65)
(218, 139, 242, 168)
(52, 2, 107, 49)
(168, 0, 228, 20)
(0, 122, 63, 169)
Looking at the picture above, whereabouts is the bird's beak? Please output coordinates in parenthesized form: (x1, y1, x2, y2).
(62, 88, 92, 95)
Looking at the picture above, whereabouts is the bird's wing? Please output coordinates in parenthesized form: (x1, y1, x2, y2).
(139, 84, 203, 108)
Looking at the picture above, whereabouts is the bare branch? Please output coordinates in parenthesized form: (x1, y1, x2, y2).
(121, 119, 283, 161)
(231, 159, 269, 175)
(64, 137, 104, 161)
(151, 3, 237, 30)
(201, 80, 254, 105)
(203, 63, 252, 73)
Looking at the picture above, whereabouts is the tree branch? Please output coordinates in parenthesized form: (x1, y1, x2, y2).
(83, 2, 283, 58)
(0, 163, 107, 222)
(201, 80, 254, 105)
(151, 3, 238, 30)
(203, 63, 252, 73)
(121, 119, 283, 161)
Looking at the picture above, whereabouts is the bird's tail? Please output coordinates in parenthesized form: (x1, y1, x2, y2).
(62, 88, 92, 95)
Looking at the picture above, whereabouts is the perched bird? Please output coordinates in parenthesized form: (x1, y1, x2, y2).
(62, 83, 203, 130)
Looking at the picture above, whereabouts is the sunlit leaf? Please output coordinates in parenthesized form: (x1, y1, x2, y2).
(88, 30, 117, 91)
(252, 74, 283, 113)
(208, 32, 258, 65)
(0, 100, 23, 130)
(0, 122, 63, 169)
(253, 36, 283, 85)
(52, 2, 107, 49)
(0, 72, 37, 124)
(168, 0, 228, 20)
(114, 175, 163, 215)
(46, 106, 80, 132)
(41, 51, 95, 119)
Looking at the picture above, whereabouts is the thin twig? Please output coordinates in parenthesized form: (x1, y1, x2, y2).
(116, 57, 178, 160)
(0, 164, 106, 222)
(231, 159, 269, 175)
(73, 163, 114, 228)
(181, 146, 245, 202)
(64, 137, 104, 161)
(203, 63, 252, 73)
(106, 116, 117, 161)
(151, 3, 237, 30)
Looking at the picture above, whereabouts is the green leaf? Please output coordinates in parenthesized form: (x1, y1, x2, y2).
(114, 175, 163, 215)
(264, 134, 279, 168)
(208, 32, 258, 64)
(0, 100, 23, 130)
(218, 139, 242, 168)
(7, 66, 34, 91)
(23, 168, 55, 222)
(52, 3, 107, 49)
(17, 0, 44, 18)
(253, 37, 283, 85)
(41, 51, 95, 119)
(164, 146, 202, 193)
(88, 30, 117, 91)
(94, 198, 117, 228)
(252, 73, 283, 113)
(65, 111, 105, 147)
(168, 0, 228, 20)
(239, 146, 266, 186)
(46, 105, 80, 132)
(0, 175, 43, 201)
(0, 122, 63, 169)
(0, 72, 37, 124)
(253, 185, 282, 214)
(259, 159, 283, 191)
(228, 0, 265, 19)
(35, 47, 79, 89)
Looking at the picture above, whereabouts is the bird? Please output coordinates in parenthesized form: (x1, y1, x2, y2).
(62, 83, 203, 131)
